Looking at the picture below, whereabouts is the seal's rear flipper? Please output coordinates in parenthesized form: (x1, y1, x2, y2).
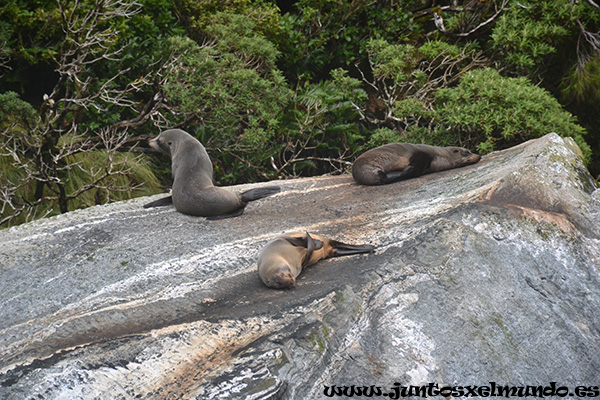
(240, 186, 281, 203)
(206, 207, 246, 220)
(143, 196, 173, 208)
(330, 240, 375, 256)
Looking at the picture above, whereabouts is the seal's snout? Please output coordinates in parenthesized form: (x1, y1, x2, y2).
(274, 271, 296, 289)
(458, 149, 481, 166)
(148, 137, 159, 151)
(469, 153, 482, 163)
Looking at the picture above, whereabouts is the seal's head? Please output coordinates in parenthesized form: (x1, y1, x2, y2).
(430, 146, 481, 171)
(447, 146, 481, 166)
(148, 129, 197, 157)
(265, 264, 296, 289)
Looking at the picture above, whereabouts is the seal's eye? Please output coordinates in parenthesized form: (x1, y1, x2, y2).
(168, 142, 172, 146)
(453, 149, 459, 153)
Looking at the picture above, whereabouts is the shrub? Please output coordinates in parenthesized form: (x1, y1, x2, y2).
(161, 33, 291, 183)
(431, 68, 590, 161)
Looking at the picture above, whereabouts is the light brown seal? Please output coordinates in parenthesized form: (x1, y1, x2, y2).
(352, 143, 481, 185)
(143, 129, 280, 219)
(258, 231, 375, 289)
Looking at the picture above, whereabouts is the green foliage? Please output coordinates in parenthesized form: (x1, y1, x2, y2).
(277, 0, 421, 81)
(159, 2, 290, 184)
(0, 149, 161, 226)
(0, 20, 11, 68)
(333, 37, 487, 141)
(431, 69, 590, 161)
(366, 127, 403, 148)
(206, 12, 280, 73)
(561, 58, 600, 105)
(392, 98, 434, 130)
(162, 34, 291, 183)
(366, 38, 484, 105)
(116, 0, 185, 61)
(175, 0, 281, 42)
(330, 68, 367, 110)
(0, 91, 38, 127)
(418, 40, 461, 59)
(274, 79, 364, 176)
(0, 0, 62, 66)
(0, 0, 172, 227)
(64, 151, 161, 207)
(393, 98, 431, 119)
(367, 39, 419, 83)
(2, 0, 600, 227)
(163, 34, 289, 134)
(491, 6, 568, 75)
(490, 0, 599, 83)
(80, 0, 185, 134)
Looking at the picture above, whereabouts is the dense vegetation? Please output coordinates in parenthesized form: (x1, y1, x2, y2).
(1, 0, 599, 227)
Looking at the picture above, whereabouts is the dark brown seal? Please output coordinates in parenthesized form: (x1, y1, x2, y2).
(352, 143, 481, 185)
(258, 231, 375, 289)
(144, 129, 280, 219)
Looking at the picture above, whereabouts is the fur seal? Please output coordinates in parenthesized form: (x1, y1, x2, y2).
(144, 129, 280, 219)
(352, 143, 481, 185)
(258, 231, 375, 289)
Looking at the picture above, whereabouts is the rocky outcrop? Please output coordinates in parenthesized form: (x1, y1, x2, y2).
(1, 133, 599, 399)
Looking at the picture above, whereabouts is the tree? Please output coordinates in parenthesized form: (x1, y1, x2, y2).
(276, 0, 422, 82)
(333, 41, 590, 161)
(271, 79, 364, 177)
(334, 39, 487, 132)
(489, 0, 600, 174)
(0, 0, 166, 227)
(431, 68, 590, 159)
(2, 0, 599, 228)
(157, 18, 291, 184)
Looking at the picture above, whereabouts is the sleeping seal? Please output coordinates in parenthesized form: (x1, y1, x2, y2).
(144, 129, 280, 219)
(352, 143, 481, 185)
(258, 231, 375, 289)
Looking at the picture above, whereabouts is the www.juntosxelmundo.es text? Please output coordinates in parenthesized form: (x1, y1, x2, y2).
(323, 382, 600, 398)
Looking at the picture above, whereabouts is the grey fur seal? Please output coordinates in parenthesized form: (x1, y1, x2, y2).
(258, 231, 375, 289)
(352, 143, 481, 185)
(144, 129, 280, 219)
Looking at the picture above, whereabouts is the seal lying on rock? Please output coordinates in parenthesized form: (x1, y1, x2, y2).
(144, 129, 280, 219)
(352, 143, 481, 185)
(258, 231, 375, 289)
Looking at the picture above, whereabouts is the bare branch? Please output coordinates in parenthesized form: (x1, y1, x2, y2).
(0, 0, 160, 227)
(429, 0, 511, 38)
(350, 41, 488, 131)
(575, 19, 600, 70)
(585, 0, 600, 11)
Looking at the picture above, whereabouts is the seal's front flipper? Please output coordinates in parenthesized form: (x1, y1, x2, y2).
(206, 207, 246, 220)
(282, 232, 325, 268)
(379, 151, 431, 184)
(143, 196, 173, 208)
(283, 235, 324, 251)
(330, 240, 375, 256)
(300, 232, 315, 267)
(379, 166, 416, 183)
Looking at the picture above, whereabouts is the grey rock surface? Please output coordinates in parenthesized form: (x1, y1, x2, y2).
(1, 133, 599, 399)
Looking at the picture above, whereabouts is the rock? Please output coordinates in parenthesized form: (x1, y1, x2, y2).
(1, 133, 599, 399)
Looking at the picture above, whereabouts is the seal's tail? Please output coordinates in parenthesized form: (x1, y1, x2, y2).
(240, 186, 281, 203)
